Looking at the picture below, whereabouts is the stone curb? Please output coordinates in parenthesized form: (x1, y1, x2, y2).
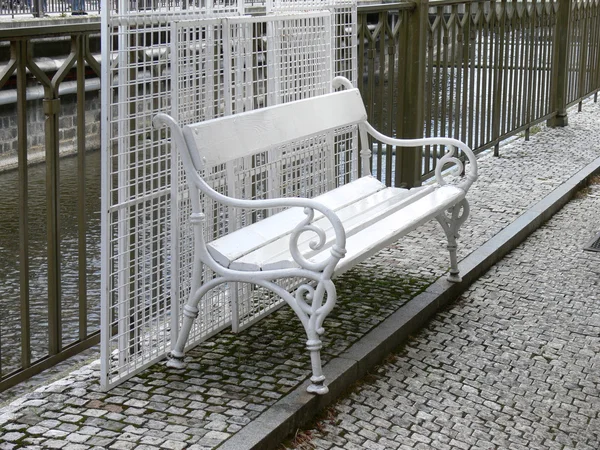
(218, 155, 600, 450)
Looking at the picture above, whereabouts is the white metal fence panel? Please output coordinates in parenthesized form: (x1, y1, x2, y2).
(170, 18, 234, 360)
(224, 13, 335, 332)
(171, 12, 335, 348)
(100, 1, 244, 391)
(273, 0, 357, 85)
(101, 0, 357, 390)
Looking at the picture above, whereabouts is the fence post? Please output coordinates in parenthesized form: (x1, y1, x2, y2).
(492, 2, 506, 156)
(548, 0, 571, 127)
(32, 0, 43, 17)
(14, 40, 32, 370)
(25, 38, 75, 356)
(398, 0, 428, 188)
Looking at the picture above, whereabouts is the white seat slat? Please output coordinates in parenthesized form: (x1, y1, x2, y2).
(241, 186, 462, 273)
(224, 185, 461, 273)
(230, 184, 436, 271)
(226, 185, 461, 273)
(208, 175, 387, 267)
(328, 185, 465, 276)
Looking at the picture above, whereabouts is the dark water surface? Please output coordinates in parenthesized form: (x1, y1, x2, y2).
(0, 150, 101, 377)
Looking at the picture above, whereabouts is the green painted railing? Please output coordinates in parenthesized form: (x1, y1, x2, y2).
(0, 23, 101, 393)
(359, 0, 600, 186)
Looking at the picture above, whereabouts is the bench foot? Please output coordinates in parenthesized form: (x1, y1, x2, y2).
(307, 378, 329, 395)
(446, 245, 462, 283)
(306, 338, 328, 395)
(167, 296, 205, 371)
(436, 199, 470, 285)
(166, 351, 186, 369)
(447, 272, 462, 283)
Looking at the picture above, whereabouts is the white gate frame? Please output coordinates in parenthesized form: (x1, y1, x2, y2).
(101, 0, 355, 391)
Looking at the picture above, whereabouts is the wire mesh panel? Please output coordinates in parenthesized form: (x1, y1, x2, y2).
(331, 1, 357, 84)
(170, 18, 234, 356)
(263, 13, 334, 102)
(273, 0, 358, 85)
(170, 12, 339, 345)
(225, 12, 334, 110)
(230, 126, 361, 330)
(268, 0, 359, 194)
(102, 0, 357, 390)
(100, 1, 244, 390)
(173, 19, 227, 123)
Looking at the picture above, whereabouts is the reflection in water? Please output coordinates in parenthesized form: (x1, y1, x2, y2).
(0, 151, 101, 376)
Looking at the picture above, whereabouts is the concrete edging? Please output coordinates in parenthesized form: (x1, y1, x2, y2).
(219, 156, 600, 450)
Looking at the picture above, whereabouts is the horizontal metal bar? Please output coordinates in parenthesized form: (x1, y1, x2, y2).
(429, 0, 489, 6)
(357, 2, 416, 13)
(110, 11, 222, 26)
(566, 90, 599, 109)
(107, 186, 172, 213)
(229, 9, 330, 23)
(0, 22, 100, 39)
(0, 77, 101, 106)
(0, 332, 100, 394)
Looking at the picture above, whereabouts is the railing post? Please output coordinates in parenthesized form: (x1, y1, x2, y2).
(492, 1, 506, 156)
(25, 38, 73, 356)
(43, 97, 62, 355)
(16, 40, 32, 370)
(32, 0, 44, 17)
(576, 2, 589, 111)
(399, 0, 428, 188)
(596, 4, 600, 102)
(548, 0, 571, 127)
(77, 34, 88, 340)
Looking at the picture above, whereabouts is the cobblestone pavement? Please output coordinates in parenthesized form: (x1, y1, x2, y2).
(284, 183, 600, 449)
(1, 99, 599, 449)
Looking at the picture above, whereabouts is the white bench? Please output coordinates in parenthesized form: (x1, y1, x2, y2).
(153, 76, 478, 395)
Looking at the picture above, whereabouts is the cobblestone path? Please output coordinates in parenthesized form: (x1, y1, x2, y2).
(285, 178, 600, 450)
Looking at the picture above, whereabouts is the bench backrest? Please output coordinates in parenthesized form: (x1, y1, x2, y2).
(181, 88, 367, 171)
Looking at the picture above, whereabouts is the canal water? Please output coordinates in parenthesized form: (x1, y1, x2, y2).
(0, 151, 101, 377)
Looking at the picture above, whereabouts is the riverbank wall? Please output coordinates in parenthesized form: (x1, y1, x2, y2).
(0, 90, 101, 171)
(0, 16, 101, 172)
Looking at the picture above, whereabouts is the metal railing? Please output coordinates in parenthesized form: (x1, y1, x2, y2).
(0, 0, 258, 17)
(0, 23, 101, 392)
(359, 0, 600, 186)
(1, 0, 600, 392)
(0, 0, 101, 17)
(566, 0, 600, 107)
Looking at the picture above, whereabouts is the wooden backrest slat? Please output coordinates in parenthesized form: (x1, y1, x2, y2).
(182, 88, 366, 169)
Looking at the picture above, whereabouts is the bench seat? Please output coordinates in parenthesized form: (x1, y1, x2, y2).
(208, 176, 464, 275)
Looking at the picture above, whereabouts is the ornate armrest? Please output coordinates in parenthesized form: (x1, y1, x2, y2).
(331, 76, 478, 192)
(215, 195, 348, 275)
(363, 122, 478, 192)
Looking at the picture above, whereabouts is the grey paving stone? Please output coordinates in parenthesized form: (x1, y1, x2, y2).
(285, 161, 600, 448)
